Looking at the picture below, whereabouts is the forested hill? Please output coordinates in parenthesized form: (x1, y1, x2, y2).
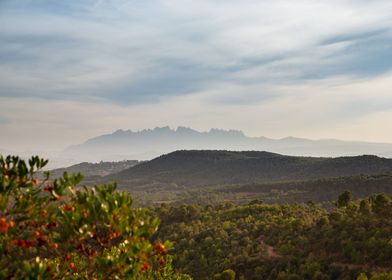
(47, 160, 139, 178)
(104, 150, 392, 187)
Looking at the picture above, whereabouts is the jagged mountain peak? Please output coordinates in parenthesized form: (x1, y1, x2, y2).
(63, 126, 392, 164)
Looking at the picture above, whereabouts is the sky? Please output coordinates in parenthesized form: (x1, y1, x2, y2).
(1, 0, 392, 152)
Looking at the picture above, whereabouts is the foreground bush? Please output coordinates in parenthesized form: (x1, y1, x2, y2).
(0, 155, 190, 279)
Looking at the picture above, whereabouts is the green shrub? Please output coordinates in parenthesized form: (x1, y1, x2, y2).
(0, 155, 190, 279)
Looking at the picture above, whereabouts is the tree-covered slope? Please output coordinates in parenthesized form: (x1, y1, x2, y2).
(104, 150, 392, 187)
(47, 160, 139, 178)
(227, 174, 392, 205)
(155, 193, 392, 279)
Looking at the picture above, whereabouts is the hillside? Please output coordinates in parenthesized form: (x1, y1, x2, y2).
(47, 160, 139, 178)
(227, 174, 392, 205)
(156, 194, 392, 279)
(103, 150, 392, 188)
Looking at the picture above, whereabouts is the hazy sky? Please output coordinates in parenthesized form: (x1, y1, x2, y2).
(1, 0, 392, 152)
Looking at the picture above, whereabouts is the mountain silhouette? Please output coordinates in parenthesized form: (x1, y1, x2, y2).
(63, 126, 392, 163)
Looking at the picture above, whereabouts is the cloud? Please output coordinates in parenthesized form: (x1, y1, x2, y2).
(1, 0, 392, 105)
(1, 0, 392, 152)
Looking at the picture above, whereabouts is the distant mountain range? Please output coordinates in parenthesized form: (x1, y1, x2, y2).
(63, 126, 392, 163)
(101, 150, 392, 188)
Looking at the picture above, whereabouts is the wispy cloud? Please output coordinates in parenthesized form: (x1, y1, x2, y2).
(1, 0, 392, 103)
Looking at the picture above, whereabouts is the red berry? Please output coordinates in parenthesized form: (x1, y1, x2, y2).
(154, 242, 167, 254)
(63, 205, 74, 211)
(18, 240, 25, 247)
(0, 218, 13, 233)
(45, 186, 54, 191)
(25, 240, 33, 248)
(69, 262, 76, 270)
(49, 243, 59, 250)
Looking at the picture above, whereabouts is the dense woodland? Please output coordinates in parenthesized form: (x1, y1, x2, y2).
(124, 173, 392, 207)
(155, 193, 392, 279)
